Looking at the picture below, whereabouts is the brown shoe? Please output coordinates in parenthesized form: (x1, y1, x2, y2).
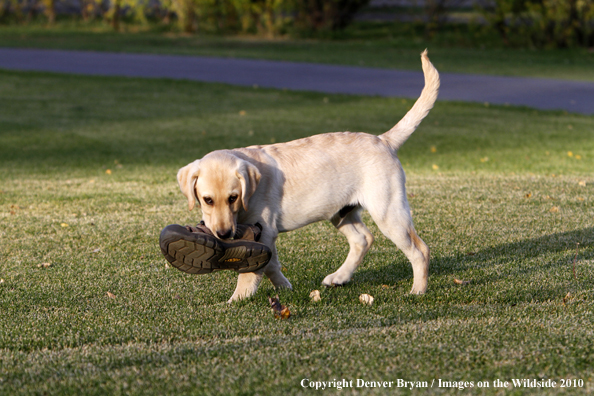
(185, 221, 263, 242)
(159, 222, 271, 275)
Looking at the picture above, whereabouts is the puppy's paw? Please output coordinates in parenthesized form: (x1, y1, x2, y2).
(322, 271, 352, 287)
(410, 283, 427, 295)
(274, 281, 293, 290)
(268, 273, 293, 290)
(227, 293, 248, 304)
(228, 272, 262, 303)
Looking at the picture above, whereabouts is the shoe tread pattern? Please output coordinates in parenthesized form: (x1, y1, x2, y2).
(160, 224, 272, 275)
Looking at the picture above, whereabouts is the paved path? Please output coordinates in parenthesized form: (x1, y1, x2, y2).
(1, 48, 593, 115)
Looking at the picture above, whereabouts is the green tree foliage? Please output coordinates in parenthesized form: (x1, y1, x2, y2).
(171, 0, 196, 32)
(2, 0, 592, 47)
(478, 0, 594, 48)
(292, 0, 371, 32)
(0, 0, 369, 35)
(424, 0, 466, 35)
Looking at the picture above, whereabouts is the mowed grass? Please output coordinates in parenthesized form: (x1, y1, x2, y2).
(1, 22, 594, 81)
(1, 70, 594, 395)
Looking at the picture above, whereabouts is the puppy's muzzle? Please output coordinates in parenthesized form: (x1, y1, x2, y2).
(216, 229, 234, 240)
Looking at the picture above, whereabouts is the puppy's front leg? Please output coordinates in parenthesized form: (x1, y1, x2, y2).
(228, 272, 263, 303)
(227, 234, 291, 303)
(263, 243, 292, 290)
(264, 248, 293, 290)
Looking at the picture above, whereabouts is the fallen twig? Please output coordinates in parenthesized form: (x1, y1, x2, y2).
(453, 278, 471, 285)
(563, 292, 572, 305)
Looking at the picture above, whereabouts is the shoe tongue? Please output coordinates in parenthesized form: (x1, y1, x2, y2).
(192, 224, 215, 236)
(185, 225, 198, 233)
(187, 223, 261, 241)
(234, 224, 261, 241)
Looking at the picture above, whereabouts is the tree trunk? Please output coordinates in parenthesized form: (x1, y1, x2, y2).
(183, 0, 195, 33)
(81, 0, 91, 22)
(43, 0, 56, 25)
(112, 0, 120, 31)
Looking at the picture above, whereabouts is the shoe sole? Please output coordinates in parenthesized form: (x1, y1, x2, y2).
(159, 224, 272, 274)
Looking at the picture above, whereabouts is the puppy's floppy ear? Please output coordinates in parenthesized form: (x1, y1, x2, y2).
(177, 160, 201, 211)
(236, 160, 261, 211)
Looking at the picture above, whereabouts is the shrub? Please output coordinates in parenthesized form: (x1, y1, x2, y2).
(292, 0, 371, 32)
(477, 0, 594, 48)
(0, 0, 369, 35)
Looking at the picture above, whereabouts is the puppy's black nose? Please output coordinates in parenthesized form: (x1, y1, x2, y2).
(217, 229, 233, 240)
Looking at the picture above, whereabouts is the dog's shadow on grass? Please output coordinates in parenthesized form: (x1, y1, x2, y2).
(356, 227, 594, 291)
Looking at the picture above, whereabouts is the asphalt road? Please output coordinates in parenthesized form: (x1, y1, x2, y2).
(1, 48, 593, 115)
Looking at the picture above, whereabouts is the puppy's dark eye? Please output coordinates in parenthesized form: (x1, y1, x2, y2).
(203, 197, 214, 206)
(228, 195, 238, 204)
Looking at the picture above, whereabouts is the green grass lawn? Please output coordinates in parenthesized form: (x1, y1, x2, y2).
(1, 21, 594, 81)
(1, 70, 593, 395)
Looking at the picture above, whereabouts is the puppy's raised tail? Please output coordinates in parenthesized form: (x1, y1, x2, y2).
(380, 49, 440, 151)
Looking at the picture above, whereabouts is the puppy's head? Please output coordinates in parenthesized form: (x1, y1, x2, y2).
(177, 151, 261, 239)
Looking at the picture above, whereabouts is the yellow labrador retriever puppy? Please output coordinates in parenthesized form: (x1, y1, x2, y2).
(177, 51, 440, 302)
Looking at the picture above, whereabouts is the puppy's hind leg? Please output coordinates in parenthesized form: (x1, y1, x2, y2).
(368, 202, 429, 295)
(322, 207, 374, 287)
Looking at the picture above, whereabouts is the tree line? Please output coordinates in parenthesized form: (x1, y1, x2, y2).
(1, 0, 593, 47)
(479, 0, 594, 48)
(0, 0, 371, 36)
